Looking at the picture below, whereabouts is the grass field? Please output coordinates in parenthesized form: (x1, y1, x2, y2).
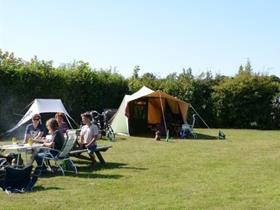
(0, 129, 280, 210)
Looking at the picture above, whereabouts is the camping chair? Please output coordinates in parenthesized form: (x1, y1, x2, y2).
(0, 165, 38, 193)
(41, 129, 78, 176)
(179, 123, 197, 139)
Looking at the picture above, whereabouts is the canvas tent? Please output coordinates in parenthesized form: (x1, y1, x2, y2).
(111, 86, 189, 136)
(6, 99, 76, 133)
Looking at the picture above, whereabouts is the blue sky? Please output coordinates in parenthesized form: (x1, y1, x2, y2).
(0, 0, 279, 78)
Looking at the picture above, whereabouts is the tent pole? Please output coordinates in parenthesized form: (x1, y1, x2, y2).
(65, 116, 73, 129)
(190, 104, 210, 129)
(65, 115, 79, 129)
(24, 99, 35, 110)
(159, 93, 168, 138)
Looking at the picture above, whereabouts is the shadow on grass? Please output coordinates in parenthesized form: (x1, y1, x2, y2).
(72, 172, 123, 179)
(69, 161, 148, 179)
(33, 185, 63, 192)
(37, 166, 125, 180)
(96, 162, 147, 171)
(75, 161, 147, 172)
(158, 133, 219, 141)
(194, 133, 218, 140)
(131, 132, 220, 141)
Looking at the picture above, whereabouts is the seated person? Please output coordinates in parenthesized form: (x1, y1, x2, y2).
(55, 112, 69, 134)
(78, 112, 99, 155)
(34, 118, 65, 169)
(23, 114, 46, 143)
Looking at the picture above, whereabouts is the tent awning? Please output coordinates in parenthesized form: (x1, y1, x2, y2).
(6, 99, 76, 133)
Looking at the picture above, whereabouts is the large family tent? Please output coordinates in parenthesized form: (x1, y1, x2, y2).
(6, 99, 77, 133)
(111, 86, 189, 136)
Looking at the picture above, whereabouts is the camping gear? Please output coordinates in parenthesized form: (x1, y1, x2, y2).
(90, 110, 115, 141)
(39, 129, 78, 176)
(111, 86, 189, 136)
(6, 99, 77, 134)
(218, 130, 226, 139)
(0, 165, 38, 193)
(179, 114, 197, 139)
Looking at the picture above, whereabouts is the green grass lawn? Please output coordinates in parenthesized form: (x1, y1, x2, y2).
(1, 129, 280, 210)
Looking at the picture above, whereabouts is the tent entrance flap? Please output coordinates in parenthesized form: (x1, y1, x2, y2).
(128, 99, 148, 135)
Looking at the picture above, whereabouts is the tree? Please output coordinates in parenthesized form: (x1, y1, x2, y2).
(128, 65, 142, 93)
(245, 59, 253, 73)
(132, 65, 140, 79)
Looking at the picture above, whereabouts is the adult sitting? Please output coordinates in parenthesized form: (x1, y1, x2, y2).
(34, 118, 65, 170)
(78, 112, 99, 161)
(23, 114, 46, 143)
(55, 112, 69, 134)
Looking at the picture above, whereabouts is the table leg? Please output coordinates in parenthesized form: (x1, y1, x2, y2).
(95, 151, 105, 164)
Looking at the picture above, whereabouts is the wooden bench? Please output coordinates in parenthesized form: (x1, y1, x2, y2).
(69, 145, 112, 164)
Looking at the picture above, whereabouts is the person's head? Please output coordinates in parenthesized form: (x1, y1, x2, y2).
(46, 118, 59, 133)
(32, 114, 41, 127)
(81, 112, 92, 125)
(55, 112, 65, 124)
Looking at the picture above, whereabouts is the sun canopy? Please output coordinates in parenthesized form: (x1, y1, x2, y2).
(111, 86, 189, 135)
(6, 99, 76, 133)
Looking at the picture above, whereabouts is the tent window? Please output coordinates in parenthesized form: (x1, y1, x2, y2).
(132, 101, 146, 119)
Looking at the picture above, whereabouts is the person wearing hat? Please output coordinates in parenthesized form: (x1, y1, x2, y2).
(23, 114, 46, 143)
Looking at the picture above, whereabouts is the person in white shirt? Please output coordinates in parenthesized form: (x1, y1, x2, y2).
(79, 112, 99, 161)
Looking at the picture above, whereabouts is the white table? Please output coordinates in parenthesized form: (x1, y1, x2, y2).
(0, 143, 43, 167)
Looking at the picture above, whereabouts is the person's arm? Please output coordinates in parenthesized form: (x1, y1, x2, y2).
(85, 134, 97, 148)
(79, 133, 85, 144)
(23, 125, 30, 143)
(78, 127, 86, 144)
(35, 124, 46, 140)
(23, 133, 30, 143)
(43, 141, 54, 148)
(33, 131, 44, 140)
(62, 122, 69, 133)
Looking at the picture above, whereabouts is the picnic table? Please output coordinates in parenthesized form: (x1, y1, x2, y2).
(69, 145, 112, 164)
(0, 143, 43, 167)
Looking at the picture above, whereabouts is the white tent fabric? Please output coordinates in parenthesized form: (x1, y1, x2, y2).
(6, 99, 76, 133)
(111, 86, 189, 135)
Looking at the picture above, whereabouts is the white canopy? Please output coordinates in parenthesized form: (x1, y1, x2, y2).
(6, 99, 76, 133)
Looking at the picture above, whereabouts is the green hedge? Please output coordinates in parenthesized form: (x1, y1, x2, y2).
(0, 52, 128, 133)
(1, 50, 279, 133)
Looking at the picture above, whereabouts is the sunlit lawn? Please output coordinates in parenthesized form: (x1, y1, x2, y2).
(0, 129, 280, 210)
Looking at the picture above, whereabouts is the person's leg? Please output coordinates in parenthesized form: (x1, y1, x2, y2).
(34, 152, 49, 174)
(87, 145, 97, 164)
(87, 144, 97, 154)
(34, 153, 43, 167)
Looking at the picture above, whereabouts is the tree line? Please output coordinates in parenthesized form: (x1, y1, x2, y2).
(0, 49, 279, 133)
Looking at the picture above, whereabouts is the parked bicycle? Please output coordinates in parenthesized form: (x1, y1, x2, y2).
(90, 110, 116, 141)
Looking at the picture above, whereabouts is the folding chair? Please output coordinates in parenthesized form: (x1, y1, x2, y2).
(41, 129, 78, 176)
(180, 123, 197, 139)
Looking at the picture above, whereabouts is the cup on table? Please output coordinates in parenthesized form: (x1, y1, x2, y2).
(12, 137, 17, 144)
(28, 138, 33, 146)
